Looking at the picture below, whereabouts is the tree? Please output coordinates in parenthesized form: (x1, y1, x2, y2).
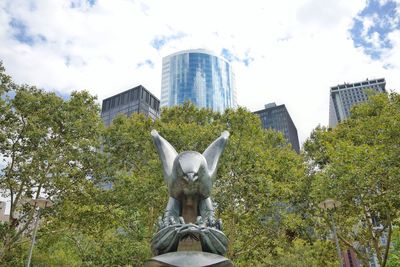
(0, 59, 336, 265)
(94, 102, 336, 266)
(0, 62, 104, 265)
(387, 224, 400, 267)
(304, 92, 400, 266)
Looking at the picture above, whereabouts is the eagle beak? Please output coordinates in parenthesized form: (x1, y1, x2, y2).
(186, 172, 198, 182)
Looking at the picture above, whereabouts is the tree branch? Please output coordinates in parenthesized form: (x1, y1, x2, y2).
(381, 218, 392, 267)
(363, 206, 382, 265)
(7, 116, 27, 220)
(337, 233, 368, 265)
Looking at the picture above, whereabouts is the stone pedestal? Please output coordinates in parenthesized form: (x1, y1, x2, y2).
(145, 251, 234, 267)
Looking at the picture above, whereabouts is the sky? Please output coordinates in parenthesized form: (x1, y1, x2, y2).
(1, 0, 400, 146)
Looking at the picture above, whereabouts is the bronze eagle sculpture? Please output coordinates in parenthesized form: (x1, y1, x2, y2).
(150, 130, 229, 255)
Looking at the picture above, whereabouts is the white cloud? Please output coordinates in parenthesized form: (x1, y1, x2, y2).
(1, 0, 399, 146)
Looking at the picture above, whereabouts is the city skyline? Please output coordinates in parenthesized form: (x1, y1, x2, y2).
(1, 0, 400, 144)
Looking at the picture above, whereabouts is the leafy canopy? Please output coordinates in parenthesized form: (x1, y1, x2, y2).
(304, 92, 400, 267)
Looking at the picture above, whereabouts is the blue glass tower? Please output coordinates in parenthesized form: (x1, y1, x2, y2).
(161, 49, 237, 112)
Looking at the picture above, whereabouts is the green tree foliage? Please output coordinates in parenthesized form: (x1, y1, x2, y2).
(267, 239, 337, 267)
(387, 225, 400, 267)
(0, 62, 104, 265)
(82, 102, 335, 266)
(24, 102, 336, 266)
(304, 92, 400, 266)
(0, 63, 337, 266)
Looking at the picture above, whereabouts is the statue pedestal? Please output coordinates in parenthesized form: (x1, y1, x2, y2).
(145, 251, 234, 267)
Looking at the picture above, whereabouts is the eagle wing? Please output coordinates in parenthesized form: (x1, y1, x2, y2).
(202, 131, 229, 180)
(151, 130, 178, 184)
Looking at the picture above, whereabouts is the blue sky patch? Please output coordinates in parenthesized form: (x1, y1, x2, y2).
(70, 0, 96, 9)
(9, 18, 46, 46)
(51, 90, 71, 101)
(221, 48, 254, 66)
(87, 0, 96, 6)
(137, 59, 154, 68)
(349, 0, 400, 60)
(150, 32, 187, 50)
(221, 48, 239, 62)
(383, 63, 395, 69)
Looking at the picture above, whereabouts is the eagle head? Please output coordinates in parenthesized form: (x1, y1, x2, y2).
(174, 151, 207, 183)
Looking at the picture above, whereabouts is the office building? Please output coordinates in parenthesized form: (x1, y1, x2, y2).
(329, 78, 386, 127)
(161, 49, 237, 112)
(101, 85, 160, 126)
(254, 103, 300, 153)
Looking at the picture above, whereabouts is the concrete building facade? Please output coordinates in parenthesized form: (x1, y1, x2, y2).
(329, 78, 386, 127)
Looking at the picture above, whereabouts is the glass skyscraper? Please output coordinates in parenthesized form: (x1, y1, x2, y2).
(161, 49, 237, 112)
